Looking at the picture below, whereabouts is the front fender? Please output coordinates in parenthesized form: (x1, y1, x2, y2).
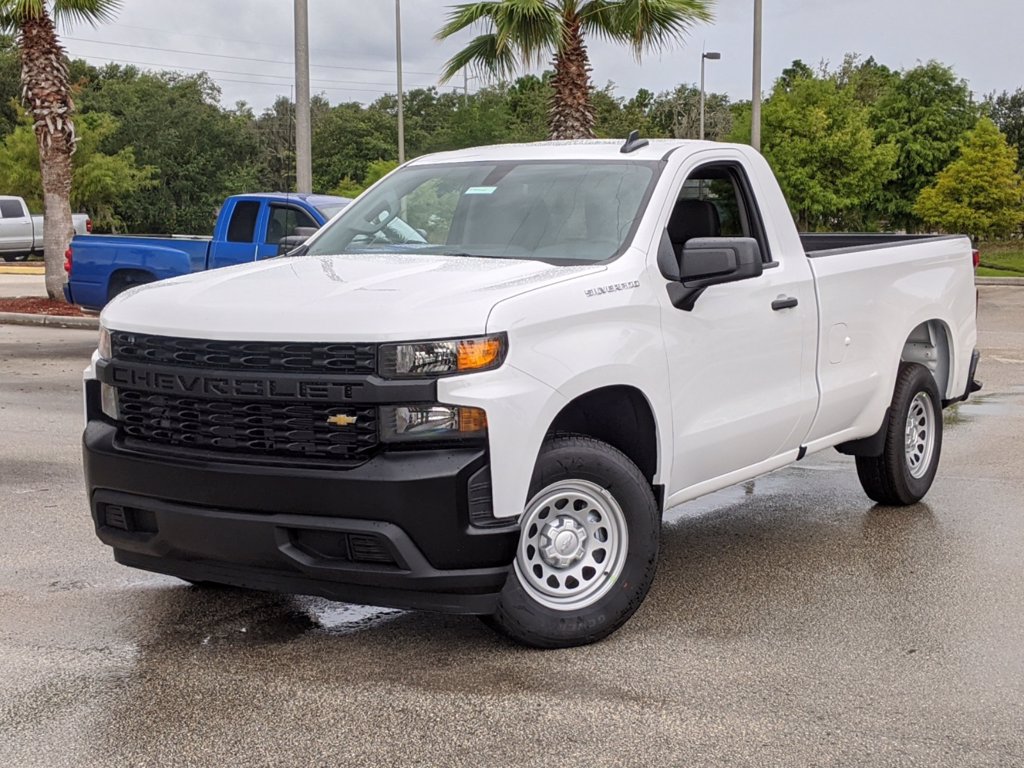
(438, 365, 567, 520)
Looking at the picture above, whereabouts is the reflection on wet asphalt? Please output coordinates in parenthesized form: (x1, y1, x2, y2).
(2, 293, 1024, 767)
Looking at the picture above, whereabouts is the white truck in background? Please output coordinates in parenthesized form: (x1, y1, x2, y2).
(0, 195, 91, 261)
(81, 137, 981, 648)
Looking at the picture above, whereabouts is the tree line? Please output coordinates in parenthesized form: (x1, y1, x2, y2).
(2, 36, 1023, 240)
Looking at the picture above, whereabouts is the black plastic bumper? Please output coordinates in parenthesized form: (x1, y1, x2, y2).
(83, 417, 518, 615)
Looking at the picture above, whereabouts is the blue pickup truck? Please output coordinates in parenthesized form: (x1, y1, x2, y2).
(65, 193, 350, 310)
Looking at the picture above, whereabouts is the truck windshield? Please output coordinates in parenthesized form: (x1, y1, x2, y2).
(305, 161, 659, 264)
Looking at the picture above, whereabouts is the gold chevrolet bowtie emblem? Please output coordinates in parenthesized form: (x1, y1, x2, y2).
(326, 413, 357, 428)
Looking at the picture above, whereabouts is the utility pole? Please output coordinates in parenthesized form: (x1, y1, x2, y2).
(396, 0, 406, 164)
(700, 51, 721, 141)
(751, 0, 763, 152)
(294, 0, 312, 193)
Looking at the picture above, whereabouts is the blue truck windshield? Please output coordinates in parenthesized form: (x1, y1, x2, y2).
(305, 161, 659, 264)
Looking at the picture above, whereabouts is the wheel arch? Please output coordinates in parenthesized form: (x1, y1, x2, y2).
(545, 385, 663, 508)
(901, 318, 954, 400)
(107, 267, 157, 301)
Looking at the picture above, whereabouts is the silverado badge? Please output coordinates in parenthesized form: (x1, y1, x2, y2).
(326, 413, 358, 428)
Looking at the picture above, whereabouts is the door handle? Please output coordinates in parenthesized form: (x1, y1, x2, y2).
(772, 296, 799, 311)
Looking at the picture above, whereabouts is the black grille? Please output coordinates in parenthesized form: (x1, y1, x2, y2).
(119, 390, 378, 464)
(111, 332, 377, 376)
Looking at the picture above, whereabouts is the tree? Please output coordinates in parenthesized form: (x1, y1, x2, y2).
(985, 88, 1024, 173)
(730, 63, 897, 230)
(647, 83, 732, 140)
(1, 0, 120, 300)
(78, 66, 261, 234)
(436, 0, 713, 140)
(870, 62, 977, 229)
(0, 110, 154, 230)
(0, 35, 19, 137)
(915, 118, 1024, 240)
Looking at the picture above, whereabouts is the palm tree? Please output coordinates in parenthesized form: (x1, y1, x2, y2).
(0, 0, 120, 300)
(437, 0, 714, 141)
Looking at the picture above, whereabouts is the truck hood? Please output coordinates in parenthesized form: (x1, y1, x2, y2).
(101, 253, 605, 341)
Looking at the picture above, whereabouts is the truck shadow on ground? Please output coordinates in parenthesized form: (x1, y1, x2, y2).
(45, 482, 971, 761)
(100, 481, 959, 665)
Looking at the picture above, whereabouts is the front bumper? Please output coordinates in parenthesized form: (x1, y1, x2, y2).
(83, 416, 519, 615)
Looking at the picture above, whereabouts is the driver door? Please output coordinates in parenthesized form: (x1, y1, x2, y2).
(660, 156, 818, 497)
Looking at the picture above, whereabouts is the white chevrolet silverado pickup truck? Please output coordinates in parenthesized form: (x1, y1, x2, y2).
(82, 137, 981, 648)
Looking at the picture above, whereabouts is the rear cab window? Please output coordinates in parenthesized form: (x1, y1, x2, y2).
(227, 201, 261, 243)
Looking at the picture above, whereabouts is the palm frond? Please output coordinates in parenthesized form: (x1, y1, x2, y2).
(580, 0, 713, 58)
(53, 0, 121, 27)
(0, 0, 46, 31)
(439, 32, 520, 84)
(437, 0, 561, 81)
(491, 0, 561, 67)
(436, 1, 504, 40)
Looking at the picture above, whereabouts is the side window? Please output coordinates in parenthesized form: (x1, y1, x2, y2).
(0, 200, 24, 219)
(669, 163, 772, 262)
(227, 201, 261, 243)
(266, 205, 318, 244)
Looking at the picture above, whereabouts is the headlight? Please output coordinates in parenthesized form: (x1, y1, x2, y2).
(98, 326, 112, 360)
(379, 334, 507, 378)
(380, 405, 487, 443)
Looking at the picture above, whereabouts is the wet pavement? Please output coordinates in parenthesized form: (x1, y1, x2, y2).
(1, 287, 1023, 767)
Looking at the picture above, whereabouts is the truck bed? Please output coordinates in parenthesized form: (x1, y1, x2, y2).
(68, 234, 213, 309)
(801, 233, 962, 257)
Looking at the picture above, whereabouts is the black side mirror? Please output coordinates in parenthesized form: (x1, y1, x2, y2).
(666, 237, 764, 311)
(277, 227, 321, 256)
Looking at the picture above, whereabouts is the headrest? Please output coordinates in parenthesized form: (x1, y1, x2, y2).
(668, 199, 721, 246)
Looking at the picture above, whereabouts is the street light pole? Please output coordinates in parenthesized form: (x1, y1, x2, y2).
(700, 51, 721, 141)
(396, 0, 406, 164)
(294, 0, 312, 193)
(751, 0, 763, 152)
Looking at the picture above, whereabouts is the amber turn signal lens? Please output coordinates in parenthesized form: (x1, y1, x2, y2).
(457, 407, 488, 433)
(457, 338, 503, 372)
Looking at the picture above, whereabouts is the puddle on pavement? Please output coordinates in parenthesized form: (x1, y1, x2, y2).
(662, 465, 839, 525)
(298, 598, 406, 635)
(945, 392, 1024, 426)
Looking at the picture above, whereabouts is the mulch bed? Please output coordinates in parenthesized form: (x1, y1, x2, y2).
(0, 297, 86, 317)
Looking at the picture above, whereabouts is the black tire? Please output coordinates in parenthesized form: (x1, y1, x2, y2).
(482, 434, 660, 649)
(856, 362, 943, 506)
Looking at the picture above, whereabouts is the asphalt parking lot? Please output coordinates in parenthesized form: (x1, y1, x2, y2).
(1, 286, 1022, 767)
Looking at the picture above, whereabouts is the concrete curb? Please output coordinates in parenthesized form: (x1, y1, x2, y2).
(977, 277, 1024, 286)
(0, 266, 45, 275)
(0, 311, 98, 330)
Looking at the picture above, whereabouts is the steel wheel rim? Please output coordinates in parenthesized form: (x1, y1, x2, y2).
(905, 391, 935, 479)
(514, 479, 629, 612)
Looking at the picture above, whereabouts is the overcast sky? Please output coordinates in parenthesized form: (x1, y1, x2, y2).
(59, 0, 1023, 111)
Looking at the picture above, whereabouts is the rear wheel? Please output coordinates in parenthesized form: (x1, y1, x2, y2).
(483, 435, 659, 648)
(856, 362, 943, 506)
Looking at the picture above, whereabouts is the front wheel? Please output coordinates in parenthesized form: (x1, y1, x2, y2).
(856, 362, 943, 506)
(483, 435, 660, 648)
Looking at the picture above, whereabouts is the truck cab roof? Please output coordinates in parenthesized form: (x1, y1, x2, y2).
(407, 138, 726, 166)
(228, 192, 351, 209)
